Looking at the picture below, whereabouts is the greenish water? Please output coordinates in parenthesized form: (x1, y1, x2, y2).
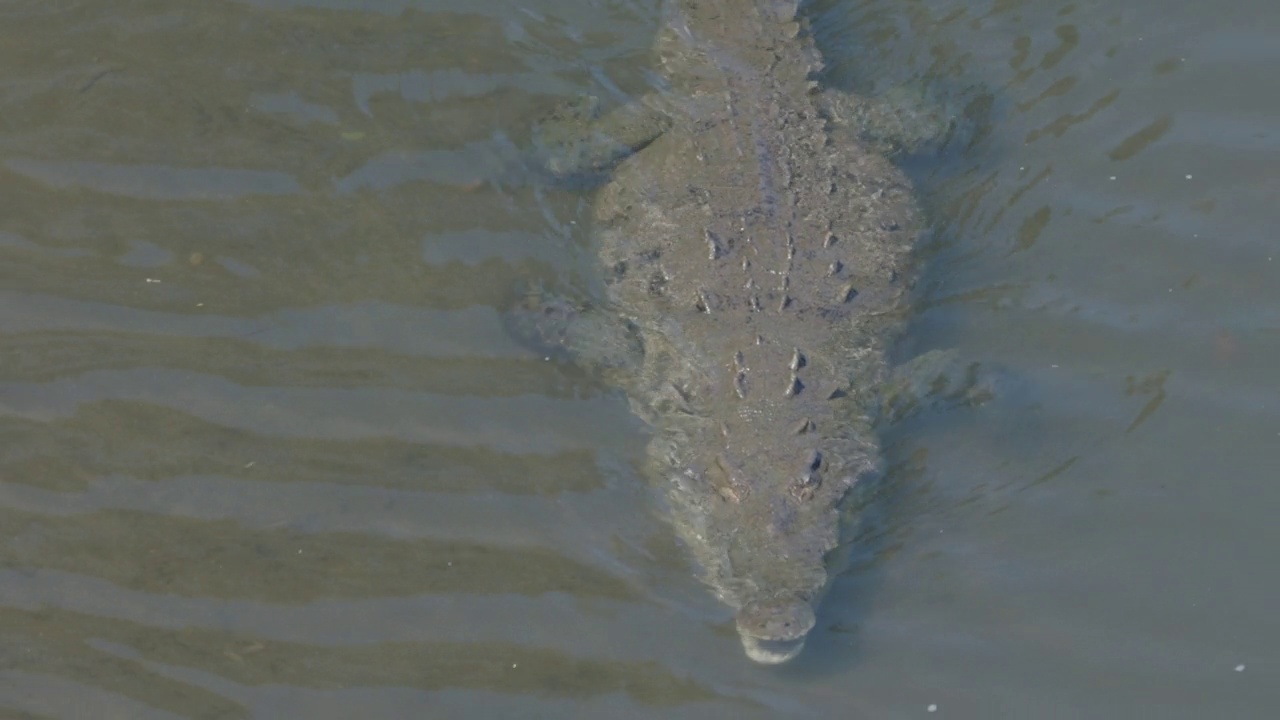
(1, 1, 1276, 718)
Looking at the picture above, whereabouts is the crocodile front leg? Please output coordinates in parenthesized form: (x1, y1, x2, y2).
(504, 285, 645, 381)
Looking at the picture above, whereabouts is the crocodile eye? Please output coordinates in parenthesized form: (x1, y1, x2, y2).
(806, 450, 822, 472)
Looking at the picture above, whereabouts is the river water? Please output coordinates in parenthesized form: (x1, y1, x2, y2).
(1, 1, 1276, 718)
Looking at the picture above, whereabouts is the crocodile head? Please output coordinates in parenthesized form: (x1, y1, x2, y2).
(665, 422, 865, 666)
(682, 441, 855, 664)
(735, 595, 817, 664)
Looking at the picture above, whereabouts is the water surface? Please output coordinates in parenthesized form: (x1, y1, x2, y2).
(1, 0, 1276, 718)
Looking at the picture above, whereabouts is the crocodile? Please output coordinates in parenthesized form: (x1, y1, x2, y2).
(518, 0, 943, 664)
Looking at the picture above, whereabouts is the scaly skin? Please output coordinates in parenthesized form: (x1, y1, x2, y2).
(546, 0, 925, 663)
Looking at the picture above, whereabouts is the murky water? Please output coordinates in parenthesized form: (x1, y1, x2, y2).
(2, 0, 1276, 718)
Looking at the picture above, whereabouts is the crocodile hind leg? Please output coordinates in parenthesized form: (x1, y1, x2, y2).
(820, 82, 962, 158)
(530, 95, 672, 185)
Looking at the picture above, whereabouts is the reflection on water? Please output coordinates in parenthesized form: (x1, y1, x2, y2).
(1, 0, 1277, 718)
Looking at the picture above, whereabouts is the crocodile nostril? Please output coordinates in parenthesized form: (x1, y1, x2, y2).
(806, 449, 822, 472)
